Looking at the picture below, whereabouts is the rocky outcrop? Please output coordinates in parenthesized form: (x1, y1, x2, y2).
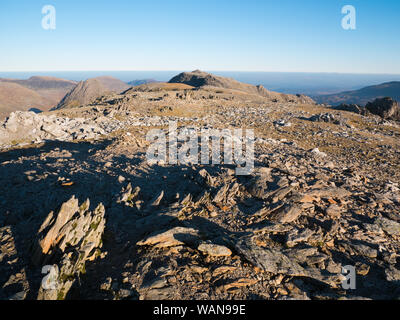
(366, 97, 400, 121)
(0, 111, 108, 147)
(33, 196, 106, 300)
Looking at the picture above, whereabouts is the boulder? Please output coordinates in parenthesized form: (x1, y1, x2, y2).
(365, 97, 400, 120)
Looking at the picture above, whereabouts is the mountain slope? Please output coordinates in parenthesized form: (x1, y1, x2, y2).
(315, 81, 400, 106)
(0, 76, 77, 118)
(169, 70, 314, 103)
(0, 82, 50, 119)
(55, 76, 130, 109)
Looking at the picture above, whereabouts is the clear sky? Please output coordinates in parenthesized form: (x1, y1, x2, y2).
(1, 0, 399, 73)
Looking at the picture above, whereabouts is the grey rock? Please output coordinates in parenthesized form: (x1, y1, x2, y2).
(375, 217, 400, 237)
(350, 243, 378, 259)
(385, 266, 400, 282)
(269, 203, 303, 224)
(235, 237, 342, 286)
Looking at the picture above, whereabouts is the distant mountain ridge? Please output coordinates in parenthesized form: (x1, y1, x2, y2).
(0, 76, 76, 90)
(315, 81, 400, 106)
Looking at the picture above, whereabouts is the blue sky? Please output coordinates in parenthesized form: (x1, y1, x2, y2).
(1, 0, 399, 73)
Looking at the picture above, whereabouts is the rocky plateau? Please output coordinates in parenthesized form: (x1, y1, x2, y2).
(0, 71, 400, 300)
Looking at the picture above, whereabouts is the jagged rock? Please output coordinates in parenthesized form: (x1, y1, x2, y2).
(286, 228, 314, 247)
(118, 183, 141, 207)
(137, 227, 200, 249)
(34, 196, 106, 300)
(246, 169, 290, 200)
(34, 197, 79, 257)
(213, 182, 241, 204)
(198, 169, 215, 187)
(149, 190, 164, 207)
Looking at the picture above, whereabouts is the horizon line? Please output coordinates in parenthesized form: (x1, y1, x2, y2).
(1, 70, 400, 76)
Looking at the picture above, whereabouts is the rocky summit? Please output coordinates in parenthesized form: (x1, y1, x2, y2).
(0, 71, 400, 301)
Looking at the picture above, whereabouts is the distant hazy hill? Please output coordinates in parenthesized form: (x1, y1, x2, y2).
(0, 76, 77, 119)
(55, 76, 130, 109)
(169, 70, 314, 103)
(315, 81, 400, 106)
(1, 76, 76, 90)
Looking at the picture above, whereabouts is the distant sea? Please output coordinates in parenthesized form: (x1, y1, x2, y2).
(1, 71, 400, 96)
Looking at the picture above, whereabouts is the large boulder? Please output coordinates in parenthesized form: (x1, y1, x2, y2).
(365, 97, 400, 121)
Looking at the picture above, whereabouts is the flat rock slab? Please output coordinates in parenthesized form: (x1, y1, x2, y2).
(137, 227, 200, 248)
